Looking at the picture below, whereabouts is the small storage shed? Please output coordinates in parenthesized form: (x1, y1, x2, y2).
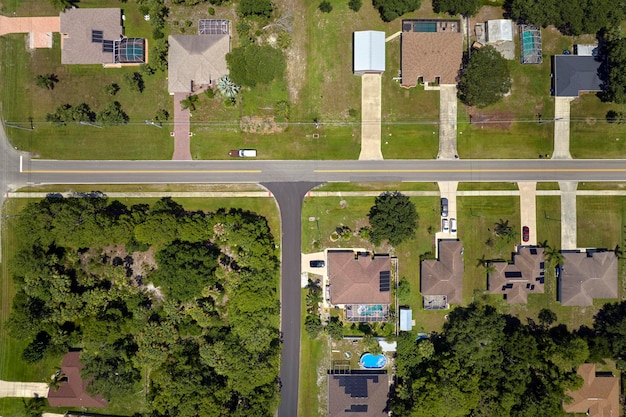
(486, 19, 513, 43)
(399, 308, 413, 331)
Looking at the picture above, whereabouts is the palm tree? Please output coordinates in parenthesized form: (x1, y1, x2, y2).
(49, 0, 75, 11)
(544, 246, 564, 267)
(216, 75, 241, 99)
(614, 244, 623, 259)
(35, 73, 58, 90)
(47, 371, 67, 392)
(180, 94, 199, 111)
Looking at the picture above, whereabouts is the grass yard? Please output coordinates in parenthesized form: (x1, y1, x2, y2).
(0, 0, 173, 160)
(298, 291, 327, 417)
(313, 182, 439, 192)
(570, 94, 626, 158)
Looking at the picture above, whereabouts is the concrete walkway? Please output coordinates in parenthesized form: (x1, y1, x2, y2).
(518, 182, 537, 245)
(0, 15, 59, 48)
(359, 74, 383, 160)
(0, 380, 48, 398)
(438, 85, 458, 159)
(559, 181, 578, 249)
(552, 97, 574, 159)
(172, 93, 192, 161)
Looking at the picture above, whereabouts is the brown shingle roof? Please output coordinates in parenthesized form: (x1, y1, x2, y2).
(420, 240, 464, 305)
(59, 8, 122, 65)
(47, 352, 107, 408)
(327, 372, 388, 417)
(168, 34, 230, 94)
(489, 247, 545, 304)
(563, 364, 620, 417)
(560, 251, 618, 306)
(401, 30, 463, 86)
(328, 251, 391, 305)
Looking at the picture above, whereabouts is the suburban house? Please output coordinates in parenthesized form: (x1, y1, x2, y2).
(353, 31, 385, 75)
(488, 246, 545, 304)
(400, 19, 463, 87)
(552, 55, 603, 97)
(327, 370, 389, 417)
(168, 32, 230, 94)
(327, 250, 391, 322)
(59, 8, 145, 66)
(563, 363, 619, 417)
(558, 250, 618, 306)
(420, 239, 464, 310)
(47, 351, 107, 408)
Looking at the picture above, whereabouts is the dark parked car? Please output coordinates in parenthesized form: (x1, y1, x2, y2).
(440, 198, 448, 217)
(523, 226, 529, 242)
(310, 260, 325, 268)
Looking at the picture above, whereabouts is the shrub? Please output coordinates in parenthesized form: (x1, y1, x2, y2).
(275, 100, 290, 121)
(103, 83, 119, 96)
(208, 6, 215, 15)
(204, 88, 215, 99)
(319, 0, 333, 12)
(277, 32, 292, 49)
(185, 20, 193, 27)
(348, 0, 362, 11)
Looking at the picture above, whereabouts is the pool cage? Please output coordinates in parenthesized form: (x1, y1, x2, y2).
(114, 38, 146, 64)
(345, 304, 389, 322)
(519, 25, 542, 64)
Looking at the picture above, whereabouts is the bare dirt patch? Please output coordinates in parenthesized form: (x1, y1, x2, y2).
(271, 0, 306, 103)
(473, 6, 506, 23)
(240, 115, 287, 134)
(468, 111, 515, 130)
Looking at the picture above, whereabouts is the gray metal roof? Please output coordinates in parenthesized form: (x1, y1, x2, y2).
(353, 31, 385, 74)
(554, 55, 603, 97)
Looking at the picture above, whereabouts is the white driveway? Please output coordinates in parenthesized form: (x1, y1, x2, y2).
(518, 182, 537, 245)
(559, 181, 578, 249)
(438, 85, 458, 159)
(359, 74, 383, 160)
(552, 97, 574, 159)
(0, 380, 48, 398)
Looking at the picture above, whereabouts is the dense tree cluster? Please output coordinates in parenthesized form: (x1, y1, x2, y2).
(226, 44, 286, 87)
(458, 46, 511, 108)
(8, 196, 280, 416)
(505, 0, 624, 35)
(372, 0, 421, 22)
(432, 0, 481, 16)
(368, 192, 418, 246)
(237, 0, 273, 17)
(393, 304, 587, 417)
(600, 32, 626, 104)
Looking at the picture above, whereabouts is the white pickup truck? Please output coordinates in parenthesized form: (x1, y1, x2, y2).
(228, 149, 257, 158)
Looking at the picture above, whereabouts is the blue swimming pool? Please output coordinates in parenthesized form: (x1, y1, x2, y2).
(361, 353, 387, 369)
(414, 22, 437, 32)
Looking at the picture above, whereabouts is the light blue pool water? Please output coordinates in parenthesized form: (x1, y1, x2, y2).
(361, 353, 387, 369)
(357, 304, 383, 315)
(414, 22, 437, 32)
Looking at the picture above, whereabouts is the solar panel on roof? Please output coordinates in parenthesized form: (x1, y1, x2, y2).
(379, 271, 390, 292)
(92, 30, 103, 43)
(346, 405, 368, 412)
(334, 375, 370, 398)
(530, 248, 537, 255)
(505, 271, 523, 278)
(103, 40, 114, 52)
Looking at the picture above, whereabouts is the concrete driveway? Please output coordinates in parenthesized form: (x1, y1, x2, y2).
(359, 73, 383, 160)
(301, 251, 326, 276)
(0, 380, 48, 398)
(559, 181, 578, 249)
(518, 182, 537, 245)
(0, 16, 59, 48)
(172, 93, 192, 160)
(553, 97, 574, 159)
(438, 85, 458, 159)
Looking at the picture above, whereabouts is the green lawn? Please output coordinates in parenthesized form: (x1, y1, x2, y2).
(570, 94, 626, 158)
(298, 291, 326, 417)
(313, 182, 439, 192)
(0, 0, 173, 160)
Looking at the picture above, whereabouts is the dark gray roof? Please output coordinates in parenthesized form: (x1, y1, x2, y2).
(327, 372, 388, 417)
(553, 55, 603, 97)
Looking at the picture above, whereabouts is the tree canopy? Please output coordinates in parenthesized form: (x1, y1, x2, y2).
(393, 304, 586, 416)
(226, 44, 285, 87)
(372, 0, 421, 22)
(368, 192, 418, 246)
(237, 0, 273, 17)
(458, 46, 511, 108)
(432, 0, 481, 16)
(8, 196, 281, 416)
(504, 0, 623, 35)
(601, 35, 626, 104)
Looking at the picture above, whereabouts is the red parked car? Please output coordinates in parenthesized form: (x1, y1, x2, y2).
(522, 226, 529, 242)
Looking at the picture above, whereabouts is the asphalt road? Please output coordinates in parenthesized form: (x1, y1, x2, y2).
(20, 158, 626, 184)
(264, 182, 320, 417)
